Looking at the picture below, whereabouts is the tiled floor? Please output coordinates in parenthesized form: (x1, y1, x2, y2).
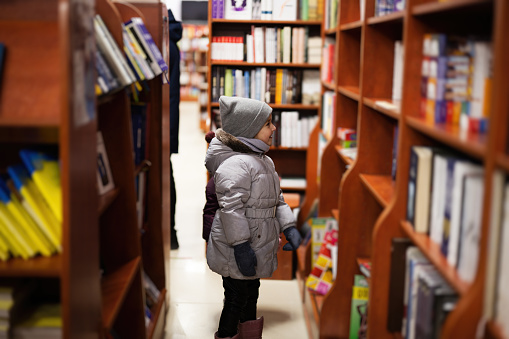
(164, 102, 308, 339)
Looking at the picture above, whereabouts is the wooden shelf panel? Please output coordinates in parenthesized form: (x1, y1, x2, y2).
(323, 81, 336, 91)
(367, 11, 404, 25)
(363, 98, 401, 120)
(98, 188, 120, 215)
(211, 19, 322, 25)
(485, 319, 505, 339)
(324, 27, 337, 35)
(340, 20, 363, 31)
(309, 290, 324, 326)
(101, 257, 141, 330)
(280, 186, 306, 192)
(0, 255, 61, 277)
(412, 0, 492, 16)
(496, 154, 509, 174)
(146, 288, 167, 339)
(359, 174, 395, 207)
(210, 102, 319, 110)
(334, 145, 355, 165)
(405, 116, 487, 160)
(283, 192, 301, 209)
(337, 86, 361, 101)
(0, 22, 61, 127)
(400, 221, 470, 295)
(210, 61, 321, 68)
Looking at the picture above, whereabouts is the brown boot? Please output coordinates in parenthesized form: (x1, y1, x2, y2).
(214, 331, 240, 339)
(238, 316, 264, 339)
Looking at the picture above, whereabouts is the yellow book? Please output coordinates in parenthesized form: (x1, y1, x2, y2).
(0, 204, 35, 259)
(7, 165, 61, 252)
(0, 217, 25, 259)
(19, 150, 62, 223)
(0, 233, 10, 261)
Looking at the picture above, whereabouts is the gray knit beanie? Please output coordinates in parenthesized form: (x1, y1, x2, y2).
(219, 96, 272, 138)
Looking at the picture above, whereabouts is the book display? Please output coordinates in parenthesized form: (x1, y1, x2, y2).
(0, 0, 169, 337)
(297, 0, 509, 338)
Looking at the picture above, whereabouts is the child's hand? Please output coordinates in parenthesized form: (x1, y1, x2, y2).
(282, 227, 302, 251)
(233, 242, 257, 276)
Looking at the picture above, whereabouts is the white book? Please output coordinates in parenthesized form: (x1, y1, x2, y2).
(94, 15, 134, 86)
(246, 34, 254, 62)
(457, 173, 484, 283)
(253, 27, 265, 63)
(250, 69, 256, 99)
(429, 152, 448, 245)
(446, 161, 483, 268)
(261, 0, 273, 19)
(225, 0, 253, 19)
(260, 67, 266, 102)
(272, 0, 297, 20)
(392, 41, 404, 102)
(470, 41, 492, 118)
(282, 26, 291, 63)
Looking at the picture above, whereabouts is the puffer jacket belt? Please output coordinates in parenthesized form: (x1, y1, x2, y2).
(245, 206, 276, 218)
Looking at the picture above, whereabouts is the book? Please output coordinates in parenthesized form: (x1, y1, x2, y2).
(130, 17, 168, 74)
(456, 173, 484, 283)
(305, 226, 338, 295)
(402, 247, 430, 338)
(272, 0, 297, 20)
(358, 258, 371, 278)
(406, 146, 433, 233)
(443, 159, 483, 267)
(19, 150, 62, 224)
(0, 176, 54, 257)
(96, 131, 115, 195)
(7, 165, 61, 252)
(125, 19, 162, 76)
(11, 303, 62, 339)
(349, 275, 369, 339)
(225, 0, 253, 19)
(130, 103, 147, 166)
(94, 15, 136, 86)
(386, 238, 412, 332)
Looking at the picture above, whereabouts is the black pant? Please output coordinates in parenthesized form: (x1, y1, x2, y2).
(170, 159, 177, 239)
(218, 277, 260, 337)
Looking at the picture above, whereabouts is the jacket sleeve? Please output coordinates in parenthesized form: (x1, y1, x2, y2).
(214, 158, 252, 246)
(202, 178, 219, 242)
(276, 191, 297, 233)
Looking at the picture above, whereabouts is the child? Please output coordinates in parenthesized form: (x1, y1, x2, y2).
(203, 131, 219, 242)
(205, 96, 302, 339)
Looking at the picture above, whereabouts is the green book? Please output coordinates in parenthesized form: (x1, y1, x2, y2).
(349, 274, 369, 339)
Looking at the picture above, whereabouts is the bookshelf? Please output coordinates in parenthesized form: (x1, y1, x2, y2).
(206, 4, 324, 280)
(0, 0, 168, 337)
(298, 0, 509, 338)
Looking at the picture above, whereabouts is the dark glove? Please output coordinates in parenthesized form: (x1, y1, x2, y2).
(283, 227, 302, 251)
(233, 241, 257, 276)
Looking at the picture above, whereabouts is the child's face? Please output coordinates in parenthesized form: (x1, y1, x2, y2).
(254, 115, 276, 146)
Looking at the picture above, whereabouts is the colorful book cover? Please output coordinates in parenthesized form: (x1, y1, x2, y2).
(131, 17, 168, 73)
(349, 274, 369, 339)
(305, 227, 338, 295)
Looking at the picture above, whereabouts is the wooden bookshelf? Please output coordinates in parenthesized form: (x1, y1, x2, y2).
(299, 0, 509, 338)
(0, 0, 169, 337)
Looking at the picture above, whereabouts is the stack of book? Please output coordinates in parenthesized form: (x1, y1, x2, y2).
(0, 150, 62, 261)
(212, 0, 319, 21)
(420, 33, 492, 133)
(11, 303, 62, 339)
(94, 15, 168, 96)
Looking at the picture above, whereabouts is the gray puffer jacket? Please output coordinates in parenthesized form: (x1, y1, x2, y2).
(205, 129, 296, 279)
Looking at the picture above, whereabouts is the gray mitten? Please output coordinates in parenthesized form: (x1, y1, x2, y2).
(233, 241, 257, 276)
(283, 227, 302, 251)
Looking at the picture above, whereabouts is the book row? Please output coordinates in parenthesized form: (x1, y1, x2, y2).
(375, 0, 405, 17)
(420, 33, 492, 133)
(210, 26, 321, 64)
(211, 66, 321, 105)
(94, 14, 167, 96)
(0, 151, 62, 261)
(211, 0, 322, 21)
(406, 145, 484, 284)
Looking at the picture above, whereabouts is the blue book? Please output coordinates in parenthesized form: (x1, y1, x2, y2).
(131, 17, 168, 73)
(131, 103, 147, 166)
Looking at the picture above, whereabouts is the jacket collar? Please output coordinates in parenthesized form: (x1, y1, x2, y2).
(215, 129, 258, 154)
